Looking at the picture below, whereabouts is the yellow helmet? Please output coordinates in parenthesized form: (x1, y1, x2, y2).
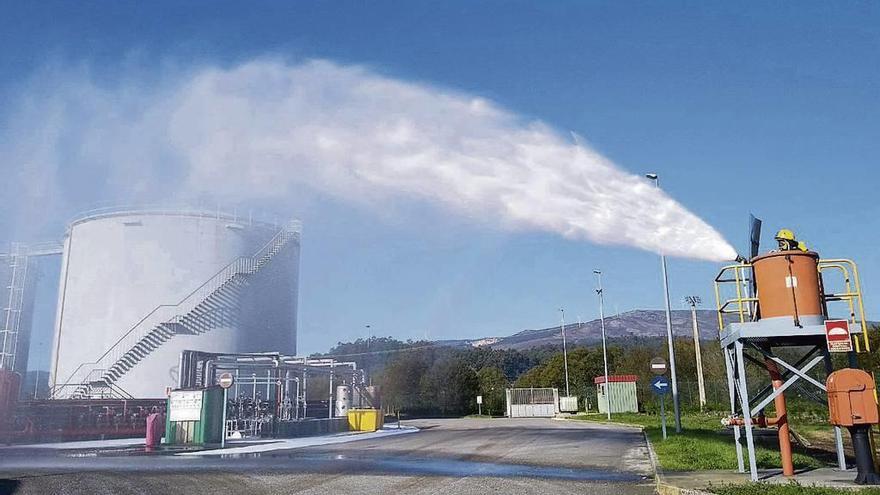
(797, 241, 808, 252)
(775, 228, 796, 241)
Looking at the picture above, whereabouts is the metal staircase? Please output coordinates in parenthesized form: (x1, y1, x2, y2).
(52, 222, 300, 399)
(1, 244, 30, 372)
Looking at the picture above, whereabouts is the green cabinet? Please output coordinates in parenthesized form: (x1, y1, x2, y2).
(164, 387, 225, 445)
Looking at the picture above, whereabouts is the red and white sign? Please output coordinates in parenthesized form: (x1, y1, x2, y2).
(825, 320, 853, 353)
(218, 372, 235, 389)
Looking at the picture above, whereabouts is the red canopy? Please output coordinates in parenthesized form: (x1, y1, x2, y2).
(594, 374, 639, 384)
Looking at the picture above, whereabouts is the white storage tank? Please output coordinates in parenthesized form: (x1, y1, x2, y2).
(335, 385, 351, 417)
(49, 208, 300, 399)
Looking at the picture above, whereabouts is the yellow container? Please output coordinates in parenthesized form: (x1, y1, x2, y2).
(347, 409, 384, 432)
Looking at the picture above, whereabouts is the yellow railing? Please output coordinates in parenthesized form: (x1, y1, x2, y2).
(819, 259, 870, 352)
(713, 263, 759, 331)
(713, 258, 871, 352)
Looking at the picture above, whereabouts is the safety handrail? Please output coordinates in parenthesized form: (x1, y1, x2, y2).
(819, 259, 869, 352)
(66, 205, 293, 230)
(714, 263, 754, 330)
(53, 224, 299, 398)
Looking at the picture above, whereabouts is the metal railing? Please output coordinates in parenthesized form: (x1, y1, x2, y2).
(52, 223, 300, 398)
(0, 241, 64, 257)
(818, 259, 870, 352)
(713, 263, 758, 330)
(67, 205, 291, 231)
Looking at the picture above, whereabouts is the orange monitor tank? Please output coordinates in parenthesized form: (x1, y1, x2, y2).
(751, 250, 823, 324)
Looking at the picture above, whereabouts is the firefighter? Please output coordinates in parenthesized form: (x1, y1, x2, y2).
(775, 229, 808, 252)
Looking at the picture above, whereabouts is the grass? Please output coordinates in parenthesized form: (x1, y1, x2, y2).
(707, 482, 880, 495)
(574, 412, 827, 472)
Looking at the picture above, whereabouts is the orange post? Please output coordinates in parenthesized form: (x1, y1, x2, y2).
(766, 358, 794, 476)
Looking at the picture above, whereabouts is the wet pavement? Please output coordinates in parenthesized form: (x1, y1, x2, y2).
(0, 418, 655, 494)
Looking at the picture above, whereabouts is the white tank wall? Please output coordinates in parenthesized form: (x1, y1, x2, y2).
(49, 211, 299, 398)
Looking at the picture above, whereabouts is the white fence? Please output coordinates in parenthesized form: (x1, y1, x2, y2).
(505, 387, 560, 418)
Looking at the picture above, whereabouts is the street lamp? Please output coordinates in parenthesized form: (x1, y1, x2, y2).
(594, 270, 611, 420)
(559, 308, 571, 397)
(685, 296, 707, 411)
(646, 173, 682, 433)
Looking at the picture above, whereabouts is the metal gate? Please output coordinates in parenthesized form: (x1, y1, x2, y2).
(505, 388, 559, 418)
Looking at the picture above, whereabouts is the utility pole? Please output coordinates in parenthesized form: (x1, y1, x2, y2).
(646, 173, 682, 433)
(559, 308, 571, 397)
(594, 270, 611, 420)
(685, 296, 707, 411)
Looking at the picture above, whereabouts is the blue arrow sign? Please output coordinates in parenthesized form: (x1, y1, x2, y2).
(651, 376, 670, 396)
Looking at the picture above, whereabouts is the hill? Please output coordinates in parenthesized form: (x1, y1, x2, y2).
(444, 309, 720, 350)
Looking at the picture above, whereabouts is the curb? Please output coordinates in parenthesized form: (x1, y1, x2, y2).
(655, 483, 713, 495)
(572, 417, 647, 430)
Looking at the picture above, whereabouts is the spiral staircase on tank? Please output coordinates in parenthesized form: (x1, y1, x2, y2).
(51, 222, 300, 400)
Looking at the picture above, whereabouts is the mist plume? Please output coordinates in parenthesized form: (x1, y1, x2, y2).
(1, 59, 737, 261)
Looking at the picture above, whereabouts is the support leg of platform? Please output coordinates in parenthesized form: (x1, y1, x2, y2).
(724, 345, 745, 473)
(735, 340, 758, 481)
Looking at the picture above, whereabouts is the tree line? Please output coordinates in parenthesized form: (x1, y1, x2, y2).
(314, 328, 880, 417)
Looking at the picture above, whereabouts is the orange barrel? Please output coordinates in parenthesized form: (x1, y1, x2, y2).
(751, 250, 823, 322)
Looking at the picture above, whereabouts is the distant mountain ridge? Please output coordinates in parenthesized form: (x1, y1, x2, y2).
(443, 309, 721, 350)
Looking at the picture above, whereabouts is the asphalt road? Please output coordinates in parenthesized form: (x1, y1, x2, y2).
(0, 418, 655, 495)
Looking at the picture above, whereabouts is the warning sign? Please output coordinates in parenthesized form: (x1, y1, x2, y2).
(825, 319, 853, 353)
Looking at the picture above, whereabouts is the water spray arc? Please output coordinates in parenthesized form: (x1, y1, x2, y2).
(2, 60, 738, 264)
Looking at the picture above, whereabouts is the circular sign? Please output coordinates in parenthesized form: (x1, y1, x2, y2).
(218, 372, 235, 389)
(651, 375, 671, 395)
(650, 357, 668, 375)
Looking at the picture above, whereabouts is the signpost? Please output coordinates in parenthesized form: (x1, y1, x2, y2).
(651, 374, 671, 440)
(477, 395, 483, 416)
(218, 372, 234, 448)
(825, 320, 854, 353)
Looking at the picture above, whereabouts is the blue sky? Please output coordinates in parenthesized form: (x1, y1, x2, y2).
(2, 2, 879, 366)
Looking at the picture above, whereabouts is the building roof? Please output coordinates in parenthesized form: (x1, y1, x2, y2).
(594, 374, 639, 384)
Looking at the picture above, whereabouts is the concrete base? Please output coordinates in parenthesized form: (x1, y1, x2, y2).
(663, 468, 873, 491)
(271, 417, 349, 438)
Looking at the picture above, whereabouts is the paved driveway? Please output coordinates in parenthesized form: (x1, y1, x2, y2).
(0, 417, 654, 494)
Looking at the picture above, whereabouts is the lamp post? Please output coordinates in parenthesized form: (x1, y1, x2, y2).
(685, 296, 707, 411)
(559, 308, 571, 397)
(645, 173, 682, 433)
(594, 270, 611, 420)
